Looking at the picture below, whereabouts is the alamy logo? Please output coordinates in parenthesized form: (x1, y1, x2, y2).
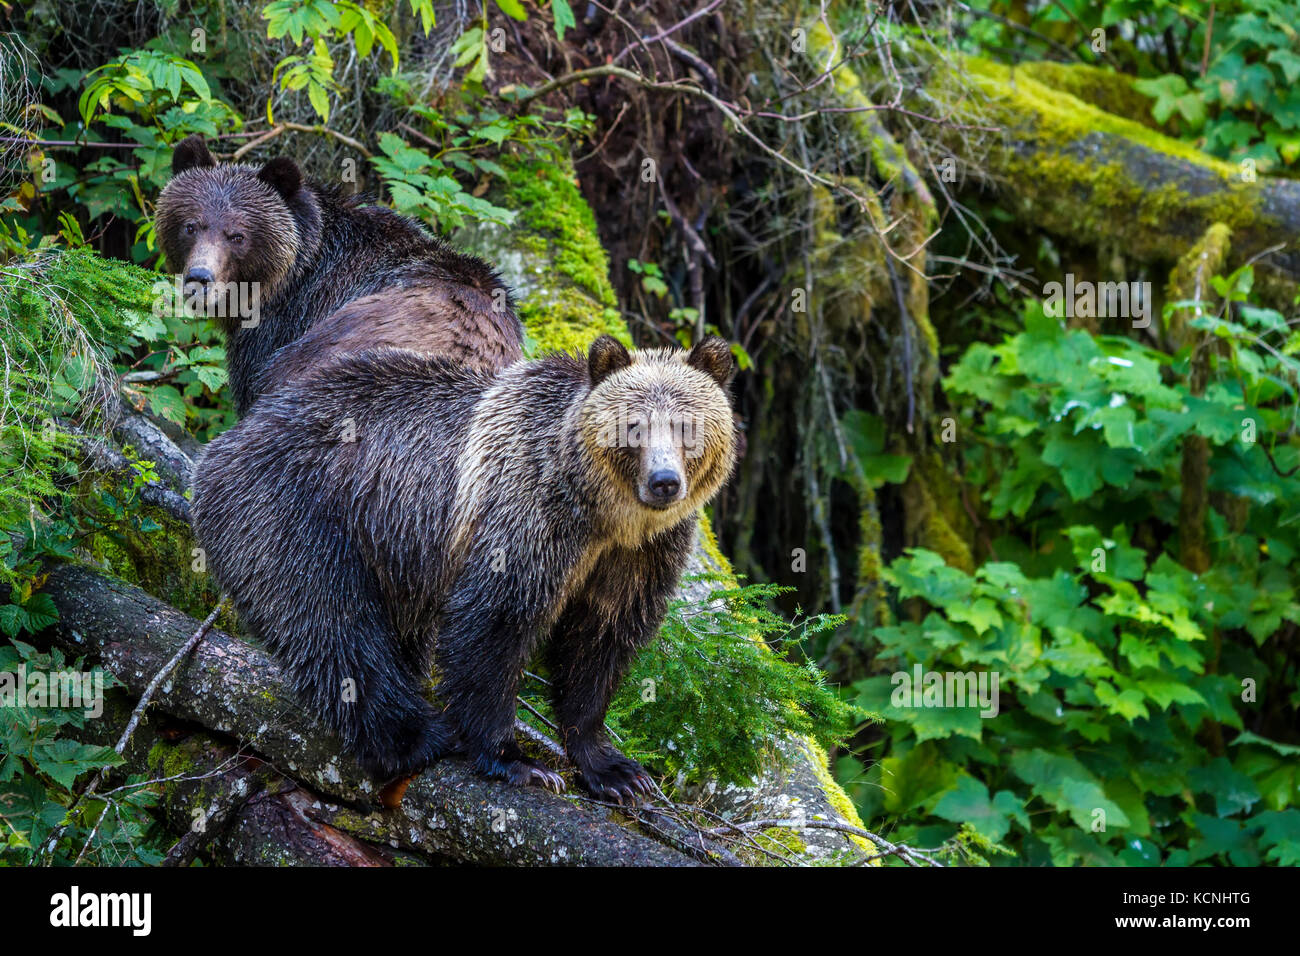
(49, 886, 151, 936)
(597, 408, 704, 458)
(1043, 273, 1153, 328)
(0, 665, 104, 718)
(151, 277, 261, 328)
(890, 665, 1000, 718)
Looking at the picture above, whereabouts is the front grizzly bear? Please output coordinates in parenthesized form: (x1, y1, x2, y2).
(155, 135, 522, 415)
(192, 335, 737, 800)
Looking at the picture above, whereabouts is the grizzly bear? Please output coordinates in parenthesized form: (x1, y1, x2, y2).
(191, 335, 737, 801)
(155, 135, 522, 415)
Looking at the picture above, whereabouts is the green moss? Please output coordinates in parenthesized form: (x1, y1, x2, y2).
(902, 463, 975, 574)
(915, 55, 1280, 272)
(517, 289, 626, 357)
(506, 161, 617, 306)
(1168, 222, 1233, 300)
(513, 232, 549, 259)
(494, 158, 632, 355)
(1018, 61, 1160, 128)
(750, 825, 808, 859)
(1166, 222, 1233, 345)
(850, 482, 888, 631)
(696, 511, 734, 577)
(805, 739, 875, 858)
(147, 739, 197, 800)
(961, 57, 1239, 176)
(80, 483, 221, 621)
(807, 24, 939, 391)
(809, 22, 934, 210)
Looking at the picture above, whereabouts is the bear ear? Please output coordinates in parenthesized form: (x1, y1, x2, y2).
(588, 334, 631, 386)
(172, 135, 216, 175)
(257, 157, 302, 200)
(687, 336, 735, 387)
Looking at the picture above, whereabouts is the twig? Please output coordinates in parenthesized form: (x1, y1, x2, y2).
(231, 122, 373, 161)
(610, 0, 725, 65)
(705, 817, 944, 866)
(514, 718, 567, 761)
(114, 599, 226, 753)
(62, 599, 227, 866)
(0, 137, 150, 149)
(511, 65, 875, 209)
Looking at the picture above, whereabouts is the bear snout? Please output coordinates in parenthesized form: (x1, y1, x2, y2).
(643, 468, 683, 507)
(185, 265, 215, 287)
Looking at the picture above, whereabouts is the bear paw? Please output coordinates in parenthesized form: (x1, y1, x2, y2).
(474, 751, 566, 793)
(576, 749, 655, 806)
(357, 712, 458, 782)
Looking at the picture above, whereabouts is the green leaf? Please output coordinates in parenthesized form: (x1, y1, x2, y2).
(31, 741, 121, 790)
(1188, 757, 1261, 817)
(931, 776, 1026, 842)
(1188, 814, 1256, 865)
(147, 384, 187, 425)
(1254, 810, 1300, 866)
(1231, 731, 1300, 757)
(495, 0, 529, 20)
(551, 0, 576, 40)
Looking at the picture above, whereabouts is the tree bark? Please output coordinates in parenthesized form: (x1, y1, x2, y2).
(42, 563, 700, 866)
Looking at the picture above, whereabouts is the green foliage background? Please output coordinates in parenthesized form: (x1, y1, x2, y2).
(1, 0, 1298, 867)
(0, 0, 850, 865)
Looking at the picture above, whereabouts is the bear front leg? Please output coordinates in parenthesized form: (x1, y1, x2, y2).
(547, 603, 658, 805)
(433, 603, 565, 793)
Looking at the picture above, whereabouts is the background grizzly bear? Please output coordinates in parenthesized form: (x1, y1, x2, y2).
(155, 135, 522, 415)
(192, 336, 737, 801)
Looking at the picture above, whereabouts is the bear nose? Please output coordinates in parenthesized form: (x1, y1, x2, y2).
(185, 266, 214, 286)
(647, 469, 681, 501)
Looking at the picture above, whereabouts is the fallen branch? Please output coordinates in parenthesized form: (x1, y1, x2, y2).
(64, 600, 223, 865)
(106, 400, 196, 494)
(75, 436, 192, 525)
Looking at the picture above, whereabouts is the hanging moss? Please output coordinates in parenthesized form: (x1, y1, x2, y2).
(1165, 221, 1232, 345)
(850, 481, 888, 628)
(901, 459, 975, 575)
(808, 23, 940, 366)
(1166, 223, 1233, 576)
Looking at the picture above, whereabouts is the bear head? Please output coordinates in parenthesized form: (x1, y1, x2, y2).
(581, 334, 737, 520)
(155, 135, 305, 327)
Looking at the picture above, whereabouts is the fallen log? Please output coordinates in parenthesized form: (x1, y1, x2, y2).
(43, 562, 699, 866)
(76, 433, 192, 525)
(106, 401, 196, 495)
(63, 692, 432, 867)
(920, 56, 1300, 302)
(142, 734, 429, 867)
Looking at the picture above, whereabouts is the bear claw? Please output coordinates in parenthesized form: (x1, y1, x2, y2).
(504, 758, 567, 793)
(578, 754, 656, 805)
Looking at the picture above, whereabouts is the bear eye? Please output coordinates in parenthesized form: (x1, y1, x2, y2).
(228, 232, 244, 244)
(184, 222, 196, 235)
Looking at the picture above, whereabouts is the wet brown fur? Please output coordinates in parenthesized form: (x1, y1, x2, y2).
(155, 135, 522, 415)
(191, 336, 737, 799)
